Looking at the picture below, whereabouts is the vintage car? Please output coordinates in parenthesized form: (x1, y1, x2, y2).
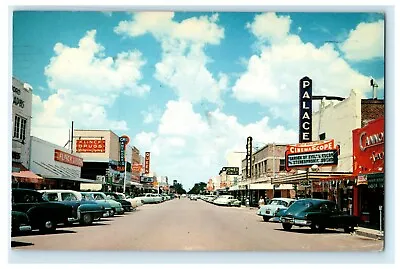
(189, 195, 198, 201)
(124, 194, 144, 209)
(213, 195, 241, 207)
(81, 192, 124, 215)
(257, 198, 296, 222)
(80, 192, 114, 218)
(104, 192, 133, 212)
(136, 193, 163, 204)
(11, 211, 32, 236)
(12, 188, 73, 232)
(280, 198, 360, 233)
(39, 190, 106, 225)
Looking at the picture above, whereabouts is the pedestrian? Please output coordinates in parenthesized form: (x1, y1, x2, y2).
(258, 196, 265, 208)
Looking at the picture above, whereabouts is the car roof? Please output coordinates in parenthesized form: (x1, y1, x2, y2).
(271, 198, 296, 202)
(39, 189, 79, 194)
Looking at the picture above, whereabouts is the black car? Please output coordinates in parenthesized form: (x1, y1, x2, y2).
(280, 198, 359, 233)
(104, 192, 133, 212)
(11, 211, 32, 236)
(12, 188, 74, 232)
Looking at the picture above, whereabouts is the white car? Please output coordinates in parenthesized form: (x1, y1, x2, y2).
(213, 195, 241, 206)
(257, 198, 296, 222)
(136, 193, 163, 204)
(119, 193, 144, 209)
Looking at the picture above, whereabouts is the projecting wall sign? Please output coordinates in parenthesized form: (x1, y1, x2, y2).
(246, 136, 253, 178)
(299, 76, 312, 143)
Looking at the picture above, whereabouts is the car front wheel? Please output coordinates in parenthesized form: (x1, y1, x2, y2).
(311, 223, 325, 232)
(40, 220, 56, 233)
(80, 213, 93, 225)
(344, 226, 355, 233)
(282, 223, 292, 231)
(263, 216, 270, 222)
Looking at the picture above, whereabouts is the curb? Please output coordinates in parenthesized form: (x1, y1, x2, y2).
(353, 230, 384, 240)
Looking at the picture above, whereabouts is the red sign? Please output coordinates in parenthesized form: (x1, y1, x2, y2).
(353, 117, 384, 174)
(76, 140, 106, 153)
(144, 152, 150, 174)
(287, 139, 335, 154)
(54, 149, 83, 167)
(132, 163, 142, 172)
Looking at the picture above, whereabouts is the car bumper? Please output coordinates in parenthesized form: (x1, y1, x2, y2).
(68, 217, 79, 222)
(19, 225, 32, 232)
(115, 207, 124, 214)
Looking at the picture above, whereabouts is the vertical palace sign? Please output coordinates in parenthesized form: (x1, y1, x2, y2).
(299, 76, 312, 143)
(246, 136, 253, 178)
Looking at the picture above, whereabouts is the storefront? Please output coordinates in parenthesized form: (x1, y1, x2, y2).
(352, 117, 384, 230)
(28, 136, 96, 190)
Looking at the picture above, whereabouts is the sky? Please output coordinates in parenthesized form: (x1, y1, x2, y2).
(12, 11, 385, 191)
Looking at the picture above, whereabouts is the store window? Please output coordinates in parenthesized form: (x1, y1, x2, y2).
(13, 114, 27, 141)
(279, 159, 286, 171)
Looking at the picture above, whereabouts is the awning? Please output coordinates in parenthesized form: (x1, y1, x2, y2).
(229, 185, 239, 191)
(12, 170, 43, 184)
(250, 183, 274, 190)
(272, 171, 354, 184)
(80, 183, 102, 191)
(129, 181, 143, 187)
(43, 175, 99, 183)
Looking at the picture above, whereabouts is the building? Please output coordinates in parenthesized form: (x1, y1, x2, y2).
(16, 136, 95, 190)
(11, 77, 33, 172)
(73, 130, 133, 193)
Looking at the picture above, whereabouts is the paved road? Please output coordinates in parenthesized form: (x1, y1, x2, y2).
(11, 198, 383, 251)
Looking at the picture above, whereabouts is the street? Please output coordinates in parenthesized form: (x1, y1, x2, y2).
(11, 198, 383, 251)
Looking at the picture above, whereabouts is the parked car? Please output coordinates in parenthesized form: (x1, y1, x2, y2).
(39, 190, 106, 225)
(81, 192, 124, 215)
(257, 198, 296, 222)
(11, 211, 32, 236)
(124, 194, 144, 209)
(213, 195, 241, 207)
(104, 192, 133, 212)
(136, 193, 163, 204)
(280, 199, 360, 233)
(80, 192, 114, 218)
(189, 195, 198, 201)
(12, 188, 74, 232)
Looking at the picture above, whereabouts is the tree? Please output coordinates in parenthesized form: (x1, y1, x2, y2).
(188, 182, 207, 194)
(173, 182, 186, 194)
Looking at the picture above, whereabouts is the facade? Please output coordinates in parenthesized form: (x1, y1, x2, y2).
(73, 130, 131, 193)
(352, 117, 384, 230)
(14, 136, 93, 190)
(11, 77, 33, 172)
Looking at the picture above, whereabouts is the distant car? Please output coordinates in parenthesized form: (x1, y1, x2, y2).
(280, 199, 360, 233)
(213, 195, 241, 207)
(136, 193, 163, 204)
(190, 195, 197, 201)
(11, 211, 32, 236)
(39, 189, 106, 225)
(12, 188, 73, 232)
(104, 192, 133, 212)
(81, 192, 124, 215)
(257, 198, 296, 222)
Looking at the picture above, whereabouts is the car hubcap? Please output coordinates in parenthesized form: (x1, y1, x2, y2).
(45, 221, 53, 229)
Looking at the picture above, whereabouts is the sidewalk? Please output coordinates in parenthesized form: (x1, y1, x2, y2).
(353, 227, 384, 240)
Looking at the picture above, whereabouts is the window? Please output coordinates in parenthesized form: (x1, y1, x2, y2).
(13, 114, 27, 141)
(45, 193, 59, 201)
(61, 193, 77, 201)
(279, 159, 286, 171)
(319, 133, 326, 140)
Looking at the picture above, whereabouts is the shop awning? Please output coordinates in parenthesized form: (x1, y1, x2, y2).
(272, 171, 354, 184)
(250, 183, 274, 190)
(80, 183, 103, 191)
(12, 170, 43, 184)
(229, 185, 239, 191)
(43, 175, 100, 183)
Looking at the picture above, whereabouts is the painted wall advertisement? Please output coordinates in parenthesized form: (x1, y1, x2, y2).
(54, 149, 83, 167)
(299, 76, 312, 143)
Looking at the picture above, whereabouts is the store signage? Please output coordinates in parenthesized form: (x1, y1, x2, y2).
(246, 136, 253, 178)
(118, 135, 130, 169)
(76, 140, 106, 153)
(299, 76, 312, 143)
(221, 166, 240, 175)
(286, 150, 338, 169)
(12, 86, 25, 108)
(352, 117, 384, 174)
(287, 139, 335, 154)
(144, 152, 150, 174)
(140, 176, 154, 183)
(131, 163, 142, 172)
(54, 149, 83, 167)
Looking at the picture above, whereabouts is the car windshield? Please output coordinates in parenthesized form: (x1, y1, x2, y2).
(285, 200, 314, 214)
(268, 200, 280, 205)
(117, 194, 125, 199)
(81, 193, 95, 201)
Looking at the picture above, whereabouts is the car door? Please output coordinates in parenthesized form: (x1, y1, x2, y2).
(12, 190, 41, 213)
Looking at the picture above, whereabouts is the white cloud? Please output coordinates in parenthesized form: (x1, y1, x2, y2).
(133, 100, 297, 190)
(340, 20, 384, 61)
(141, 105, 162, 124)
(115, 12, 227, 105)
(32, 30, 149, 146)
(233, 12, 384, 125)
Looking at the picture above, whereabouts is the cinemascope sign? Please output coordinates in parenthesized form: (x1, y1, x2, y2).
(285, 139, 339, 171)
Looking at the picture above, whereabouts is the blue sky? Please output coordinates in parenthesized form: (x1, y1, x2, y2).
(12, 11, 385, 190)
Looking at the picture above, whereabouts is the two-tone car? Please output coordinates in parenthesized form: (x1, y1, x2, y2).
(136, 193, 163, 204)
(12, 188, 74, 232)
(82, 192, 124, 215)
(213, 195, 241, 207)
(257, 198, 296, 222)
(39, 190, 106, 225)
(104, 192, 133, 212)
(280, 198, 360, 233)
